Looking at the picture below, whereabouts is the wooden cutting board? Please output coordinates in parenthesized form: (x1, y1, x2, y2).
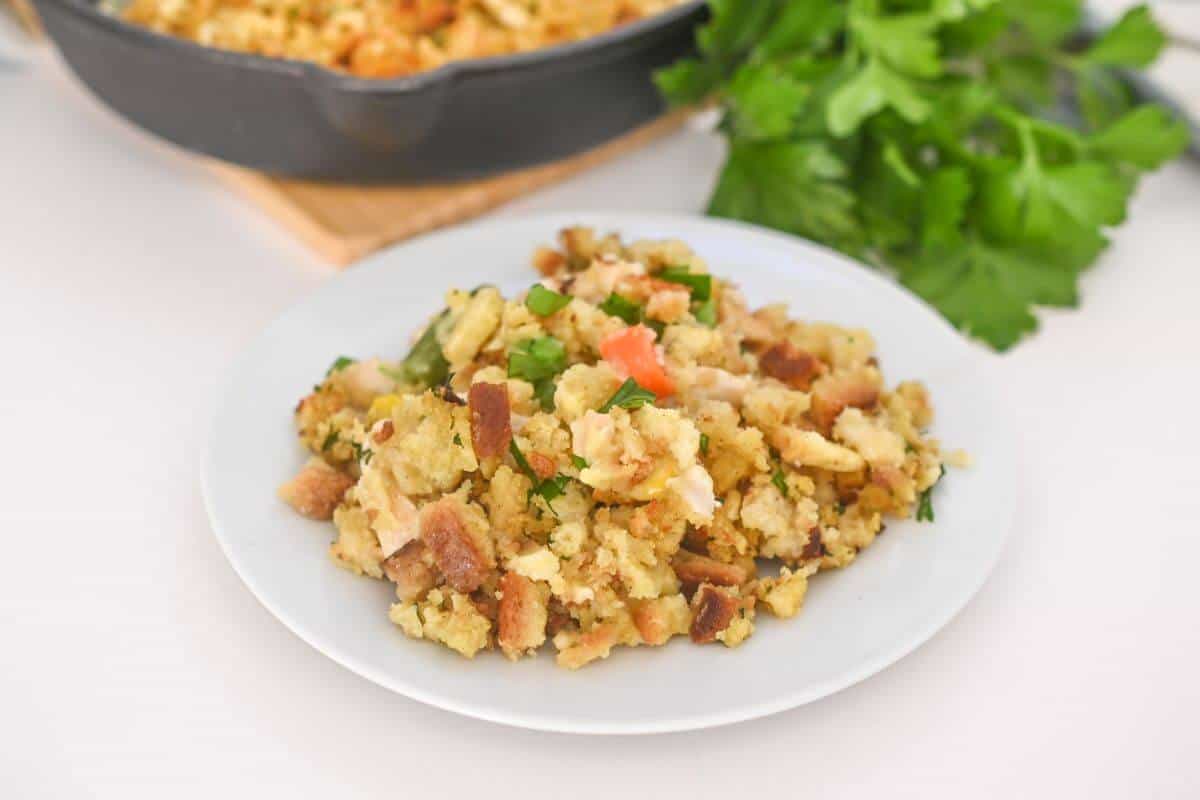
(211, 111, 688, 267)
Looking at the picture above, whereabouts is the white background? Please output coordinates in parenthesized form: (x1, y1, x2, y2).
(3, 31, 1200, 800)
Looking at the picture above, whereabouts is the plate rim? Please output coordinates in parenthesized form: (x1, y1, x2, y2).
(202, 210, 1013, 735)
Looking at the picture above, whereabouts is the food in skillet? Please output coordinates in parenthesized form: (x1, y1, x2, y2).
(279, 228, 955, 668)
(116, 0, 691, 78)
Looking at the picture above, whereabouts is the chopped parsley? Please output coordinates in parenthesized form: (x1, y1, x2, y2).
(598, 378, 657, 413)
(771, 466, 789, 497)
(509, 440, 571, 513)
(525, 284, 572, 316)
(321, 430, 339, 452)
(571, 454, 589, 470)
(699, 433, 710, 456)
(452, 433, 463, 447)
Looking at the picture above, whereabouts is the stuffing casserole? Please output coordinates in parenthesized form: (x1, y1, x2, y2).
(279, 228, 953, 668)
(117, 0, 691, 78)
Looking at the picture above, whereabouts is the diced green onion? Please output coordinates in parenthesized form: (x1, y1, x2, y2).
(507, 336, 567, 383)
(533, 377, 557, 411)
(599, 293, 644, 326)
(916, 466, 945, 522)
(391, 309, 452, 387)
(325, 356, 356, 376)
(692, 297, 718, 327)
(525, 284, 572, 316)
(658, 266, 712, 301)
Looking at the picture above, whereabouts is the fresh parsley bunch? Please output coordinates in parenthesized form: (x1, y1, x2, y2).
(656, 0, 1190, 349)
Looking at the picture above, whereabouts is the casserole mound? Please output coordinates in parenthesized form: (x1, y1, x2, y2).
(279, 227, 954, 668)
(118, 0, 690, 78)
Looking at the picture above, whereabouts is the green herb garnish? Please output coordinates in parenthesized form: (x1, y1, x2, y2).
(692, 297, 718, 327)
(571, 454, 589, 470)
(325, 356, 355, 376)
(507, 336, 567, 383)
(599, 378, 658, 413)
(533, 377, 558, 412)
(655, 1, 1188, 350)
(599, 293, 644, 325)
(385, 309, 452, 387)
(699, 433, 710, 456)
(658, 266, 712, 301)
(534, 474, 571, 507)
(321, 430, 339, 452)
(525, 284, 572, 316)
(916, 465, 946, 523)
(771, 466, 789, 497)
(509, 440, 570, 513)
(508, 439, 535, 478)
(452, 433, 463, 447)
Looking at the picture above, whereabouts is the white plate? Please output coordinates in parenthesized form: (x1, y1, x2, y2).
(203, 212, 1016, 734)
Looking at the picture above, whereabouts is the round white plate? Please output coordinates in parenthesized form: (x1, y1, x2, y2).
(203, 212, 1015, 734)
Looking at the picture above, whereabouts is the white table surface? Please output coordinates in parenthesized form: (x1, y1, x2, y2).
(3, 34, 1200, 800)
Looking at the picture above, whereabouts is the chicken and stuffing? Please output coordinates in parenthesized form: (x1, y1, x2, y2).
(115, 0, 690, 79)
(279, 227, 954, 668)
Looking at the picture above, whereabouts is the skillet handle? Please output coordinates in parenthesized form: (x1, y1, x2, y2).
(305, 67, 452, 154)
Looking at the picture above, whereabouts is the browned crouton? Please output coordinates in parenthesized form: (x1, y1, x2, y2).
(811, 373, 880, 433)
(689, 584, 740, 644)
(672, 550, 750, 588)
(382, 541, 437, 601)
(420, 497, 491, 593)
(556, 623, 619, 670)
(497, 572, 548, 659)
(468, 382, 512, 459)
(759, 341, 826, 390)
(278, 460, 354, 520)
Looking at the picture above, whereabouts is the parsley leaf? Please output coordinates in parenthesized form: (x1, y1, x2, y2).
(1088, 105, 1190, 169)
(599, 378, 657, 413)
(525, 284, 572, 316)
(728, 62, 809, 140)
(656, 0, 1185, 351)
(708, 140, 860, 250)
(571, 455, 589, 470)
(699, 433, 710, 456)
(1084, 6, 1165, 68)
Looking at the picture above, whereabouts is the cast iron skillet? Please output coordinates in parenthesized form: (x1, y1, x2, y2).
(33, 0, 705, 181)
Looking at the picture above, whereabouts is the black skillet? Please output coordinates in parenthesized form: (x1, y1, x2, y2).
(32, 0, 705, 181)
